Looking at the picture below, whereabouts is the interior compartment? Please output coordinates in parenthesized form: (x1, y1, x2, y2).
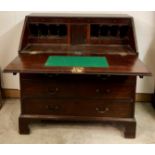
(120, 25, 129, 38)
(90, 24, 129, 38)
(110, 25, 119, 37)
(38, 24, 48, 36)
(25, 17, 135, 54)
(48, 24, 59, 36)
(58, 24, 67, 36)
(29, 24, 39, 37)
(90, 24, 100, 37)
(100, 25, 109, 36)
(29, 24, 67, 37)
(70, 24, 87, 44)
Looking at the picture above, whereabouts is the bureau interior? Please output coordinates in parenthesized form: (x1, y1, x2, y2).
(20, 16, 137, 55)
(29, 24, 67, 37)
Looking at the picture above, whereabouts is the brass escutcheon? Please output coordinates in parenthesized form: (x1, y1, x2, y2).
(71, 67, 84, 73)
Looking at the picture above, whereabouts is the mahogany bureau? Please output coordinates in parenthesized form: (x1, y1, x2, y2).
(4, 14, 151, 138)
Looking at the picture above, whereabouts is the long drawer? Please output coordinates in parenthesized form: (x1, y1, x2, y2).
(20, 75, 135, 99)
(20, 74, 136, 85)
(21, 98, 133, 118)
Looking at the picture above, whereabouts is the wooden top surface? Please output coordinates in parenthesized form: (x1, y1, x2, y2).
(28, 13, 131, 18)
(4, 54, 151, 76)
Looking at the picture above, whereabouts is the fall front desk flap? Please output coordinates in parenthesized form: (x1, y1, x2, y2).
(3, 54, 151, 76)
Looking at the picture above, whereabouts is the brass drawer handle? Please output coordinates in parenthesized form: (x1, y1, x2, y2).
(96, 89, 100, 93)
(106, 89, 111, 93)
(45, 74, 59, 78)
(96, 89, 111, 94)
(48, 88, 59, 95)
(97, 75, 111, 80)
(46, 105, 59, 111)
(96, 107, 109, 114)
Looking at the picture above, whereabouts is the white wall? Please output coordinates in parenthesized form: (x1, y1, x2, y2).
(0, 11, 155, 93)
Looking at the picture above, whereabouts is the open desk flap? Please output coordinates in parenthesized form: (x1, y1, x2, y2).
(4, 54, 151, 76)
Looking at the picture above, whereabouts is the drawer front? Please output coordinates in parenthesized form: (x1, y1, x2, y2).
(22, 98, 133, 118)
(21, 79, 135, 99)
(20, 74, 135, 85)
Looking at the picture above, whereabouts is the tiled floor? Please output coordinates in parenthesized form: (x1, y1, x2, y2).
(0, 99, 155, 143)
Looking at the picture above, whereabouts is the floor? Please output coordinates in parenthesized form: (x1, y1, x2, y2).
(0, 99, 155, 144)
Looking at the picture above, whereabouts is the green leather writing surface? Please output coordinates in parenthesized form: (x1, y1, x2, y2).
(45, 56, 109, 68)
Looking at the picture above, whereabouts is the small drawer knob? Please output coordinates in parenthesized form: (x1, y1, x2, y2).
(48, 87, 59, 95)
(106, 89, 111, 93)
(46, 105, 59, 111)
(96, 107, 109, 114)
(96, 89, 100, 93)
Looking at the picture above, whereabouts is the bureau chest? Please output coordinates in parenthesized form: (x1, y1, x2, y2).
(21, 74, 135, 117)
(4, 14, 151, 138)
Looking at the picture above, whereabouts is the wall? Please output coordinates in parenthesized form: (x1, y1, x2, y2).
(0, 11, 155, 93)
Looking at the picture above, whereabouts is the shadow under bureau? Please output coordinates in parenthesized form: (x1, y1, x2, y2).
(4, 14, 151, 138)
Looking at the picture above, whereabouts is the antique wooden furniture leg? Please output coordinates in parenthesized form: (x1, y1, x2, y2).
(19, 116, 30, 134)
(151, 93, 155, 109)
(0, 91, 2, 110)
(124, 120, 136, 138)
